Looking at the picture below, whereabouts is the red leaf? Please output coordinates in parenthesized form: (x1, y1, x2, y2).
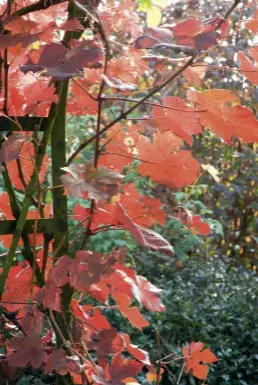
(35, 283, 62, 312)
(152, 96, 202, 145)
(21, 41, 103, 79)
(2, 265, 37, 311)
(67, 78, 98, 115)
(173, 17, 228, 49)
(115, 202, 174, 256)
(7, 141, 49, 190)
(137, 131, 200, 188)
(46, 349, 83, 375)
(8, 333, 46, 369)
(4, 16, 37, 33)
(135, 27, 173, 48)
(59, 17, 84, 31)
(71, 300, 111, 332)
(0, 135, 25, 169)
(92, 354, 143, 385)
(20, 305, 43, 335)
(122, 334, 151, 365)
(188, 89, 258, 143)
(191, 215, 210, 235)
(183, 342, 217, 380)
(50, 254, 71, 287)
(132, 275, 165, 312)
(87, 328, 124, 356)
(112, 292, 149, 330)
(23, 82, 59, 116)
(0, 30, 45, 49)
(99, 124, 140, 172)
(65, 251, 116, 291)
(238, 49, 258, 86)
(183, 64, 207, 87)
(245, 9, 258, 33)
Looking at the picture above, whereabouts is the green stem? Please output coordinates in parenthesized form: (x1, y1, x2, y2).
(0, 81, 67, 298)
(2, 164, 45, 287)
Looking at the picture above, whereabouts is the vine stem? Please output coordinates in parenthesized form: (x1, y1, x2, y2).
(79, 14, 110, 250)
(216, 0, 242, 30)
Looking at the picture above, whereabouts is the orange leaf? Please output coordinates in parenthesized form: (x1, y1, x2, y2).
(112, 292, 149, 330)
(152, 96, 202, 145)
(183, 342, 217, 381)
(99, 124, 140, 172)
(188, 89, 258, 144)
(137, 131, 200, 188)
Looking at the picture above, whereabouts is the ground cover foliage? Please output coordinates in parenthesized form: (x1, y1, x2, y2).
(0, 0, 256, 384)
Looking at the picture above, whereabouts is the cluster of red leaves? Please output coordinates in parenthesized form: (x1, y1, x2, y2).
(1, 247, 165, 383)
(0, 0, 257, 384)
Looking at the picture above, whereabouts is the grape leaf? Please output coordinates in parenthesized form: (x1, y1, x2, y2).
(92, 354, 143, 385)
(115, 202, 174, 255)
(152, 96, 202, 145)
(188, 89, 258, 143)
(132, 275, 165, 312)
(8, 333, 46, 369)
(137, 131, 200, 188)
(183, 342, 217, 380)
(21, 42, 103, 79)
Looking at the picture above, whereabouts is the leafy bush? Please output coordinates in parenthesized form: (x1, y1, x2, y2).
(115, 256, 258, 385)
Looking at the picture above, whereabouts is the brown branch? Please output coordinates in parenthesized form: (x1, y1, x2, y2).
(102, 96, 207, 113)
(11, 0, 67, 18)
(216, 0, 242, 30)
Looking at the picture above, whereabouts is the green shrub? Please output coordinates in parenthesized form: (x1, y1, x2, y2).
(113, 257, 258, 385)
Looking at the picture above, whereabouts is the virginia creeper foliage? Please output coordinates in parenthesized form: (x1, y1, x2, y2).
(0, 0, 256, 383)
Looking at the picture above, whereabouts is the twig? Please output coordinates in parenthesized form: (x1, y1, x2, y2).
(72, 79, 97, 101)
(10, 0, 67, 17)
(102, 96, 207, 113)
(216, 0, 242, 30)
(160, 363, 177, 385)
(177, 363, 185, 385)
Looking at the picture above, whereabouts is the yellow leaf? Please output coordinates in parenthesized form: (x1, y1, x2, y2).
(147, 372, 157, 382)
(122, 378, 140, 385)
(153, 0, 168, 8)
(201, 164, 220, 183)
(147, 6, 161, 27)
(146, 369, 164, 383)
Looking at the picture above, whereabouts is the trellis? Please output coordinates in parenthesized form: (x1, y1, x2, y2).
(0, 115, 67, 253)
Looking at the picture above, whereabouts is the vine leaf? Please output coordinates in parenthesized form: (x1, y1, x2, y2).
(137, 131, 200, 188)
(45, 349, 83, 375)
(183, 342, 217, 380)
(8, 333, 46, 369)
(61, 163, 124, 200)
(115, 202, 174, 255)
(122, 333, 151, 365)
(152, 96, 202, 145)
(0, 135, 25, 171)
(21, 42, 103, 79)
(112, 292, 149, 330)
(238, 48, 258, 86)
(92, 354, 143, 385)
(188, 89, 258, 143)
(173, 17, 229, 49)
(132, 275, 165, 312)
